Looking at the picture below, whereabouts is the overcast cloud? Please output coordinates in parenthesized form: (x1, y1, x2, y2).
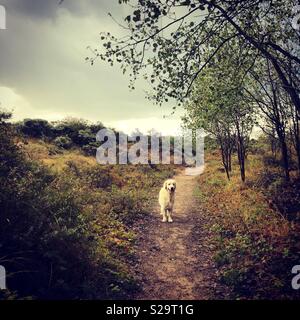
(0, 0, 183, 134)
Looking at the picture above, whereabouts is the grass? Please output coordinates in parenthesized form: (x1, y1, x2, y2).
(194, 150, 300, 299)
(9, 138, 300, 299)
(2, 137, 176, 299)
(21, 139, 96, 171)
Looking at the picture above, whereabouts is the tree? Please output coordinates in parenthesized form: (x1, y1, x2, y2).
(90, 0, 300, 115)
(244, 59, 292, 181)
(289, 99, 300, 175)
(183, 41, 255, 182)
(183, 70, 235, 180)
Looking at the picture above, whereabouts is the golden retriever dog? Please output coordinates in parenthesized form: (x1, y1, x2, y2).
(158, 179, 176, 223)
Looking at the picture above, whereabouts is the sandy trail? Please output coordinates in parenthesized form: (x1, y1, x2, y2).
(134, 173, 217, 300)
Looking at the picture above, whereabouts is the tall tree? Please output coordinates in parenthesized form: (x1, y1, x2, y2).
(183, 70, 236, 180)
(244, 59, 292, 181)
(91, 0, 300, 115)
(183, 41, 255, 182)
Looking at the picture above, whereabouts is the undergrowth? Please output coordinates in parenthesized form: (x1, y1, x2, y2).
(195, 152, 300, 300)
(0, 123, 175, 300)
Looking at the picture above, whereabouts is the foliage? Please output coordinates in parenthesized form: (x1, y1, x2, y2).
(91, 0, 300, 113)
(14, 117, 107, 156)
(195, 150, 300, 299)
(17, 119, 53, 138)
(54, 135, 73, 149)
(183, 41, 255, 181)
(93, 0, 300, 182)
(81, 141, 101, 156)
(0, 113, 175, 299)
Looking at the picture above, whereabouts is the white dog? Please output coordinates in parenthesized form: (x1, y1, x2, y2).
(158, 179, 176, 223)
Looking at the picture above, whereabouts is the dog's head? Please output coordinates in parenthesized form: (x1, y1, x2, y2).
(164, 179, 176, 193)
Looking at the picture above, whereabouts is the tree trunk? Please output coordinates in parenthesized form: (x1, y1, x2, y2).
(228, 150, 232, 172)
(220, 144, 230, 180)
(237, 142, 246, 183)
(278, 132, 290, 182)
(291, 109, 300, 175)
(235, 121, 246, 182)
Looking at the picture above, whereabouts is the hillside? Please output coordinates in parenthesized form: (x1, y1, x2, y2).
(1, 113, 300, 300)
(0, 120, 176, 299)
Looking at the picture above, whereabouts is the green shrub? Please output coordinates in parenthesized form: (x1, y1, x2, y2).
(54, 136, 73, 149)
(77, 129, 94, 146)
(82, 141, 100, 156)
(53, 118, 89, 144)
(109, 187, 147, 224)
(0, 112, 175, 300)
(85, 166, 113, 189)
(18, 119, 53, 138)
(0, 118, 135, 299)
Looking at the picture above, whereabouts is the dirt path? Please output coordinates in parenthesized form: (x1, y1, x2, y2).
(134, 172, 218, 300)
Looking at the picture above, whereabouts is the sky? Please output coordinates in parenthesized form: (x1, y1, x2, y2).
(0, 0, 184, 135)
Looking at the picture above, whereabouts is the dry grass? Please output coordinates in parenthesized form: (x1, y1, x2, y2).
(195, 151, 300, 299)
(21, 139, 96, 171)
(2, 137, 176, 299)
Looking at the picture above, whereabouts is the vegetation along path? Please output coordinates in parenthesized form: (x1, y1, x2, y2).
(134, 172, 219, 300)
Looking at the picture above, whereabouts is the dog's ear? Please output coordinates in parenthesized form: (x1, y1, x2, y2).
(164, 181, 168, 190)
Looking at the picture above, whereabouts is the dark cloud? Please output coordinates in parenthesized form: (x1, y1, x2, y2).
(3, 0, 61, 19)
(0, 0, 178, 128)
(2, 0, 111, 20)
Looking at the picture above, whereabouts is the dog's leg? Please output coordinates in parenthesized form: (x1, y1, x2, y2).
(161, 207, 167, 222)
(167, 209, 173, 223)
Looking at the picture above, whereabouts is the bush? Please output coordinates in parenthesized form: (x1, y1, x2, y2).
(52, 119, 102, 151)
(53, 118, 89, 144)
(77, 129, 94, 146)
(0, 118, 135, 299)
(82, 141, 100, 156)
(0, 112, 176, 300)
(85, 166, 113, 189)
(18, 119, 53, 138)
(109, 187, 147, 224)
(197, 151, 300, 299)
(54, 136, 73, 149)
